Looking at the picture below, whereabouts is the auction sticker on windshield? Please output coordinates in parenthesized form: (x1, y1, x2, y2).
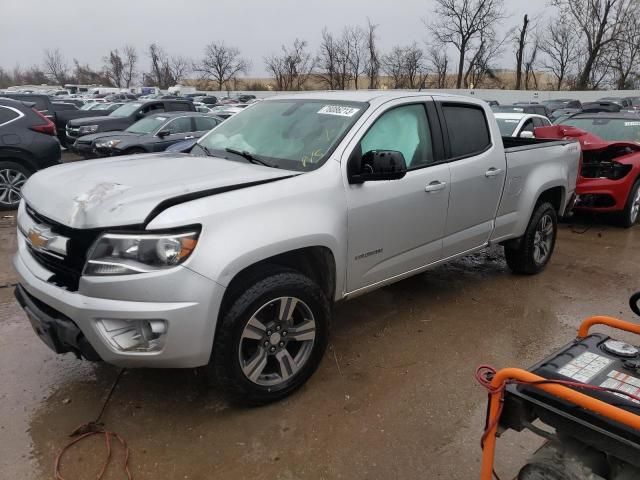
(318, 105, 360, 117)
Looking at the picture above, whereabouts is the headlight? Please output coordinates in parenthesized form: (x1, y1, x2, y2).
(84, 230, 199, 276)
(78, 125, 99, 134)
(95, 139, 121, 149)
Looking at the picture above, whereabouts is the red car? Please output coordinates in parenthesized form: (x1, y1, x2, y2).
(536, 113, 640, 227)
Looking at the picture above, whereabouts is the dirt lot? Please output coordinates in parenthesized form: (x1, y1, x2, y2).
(1, 211, 638, 480)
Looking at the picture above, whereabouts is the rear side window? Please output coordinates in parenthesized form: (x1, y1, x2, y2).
(194, 116, 220, 131)
(0, 106, 21, 126)
(165, 102, 191, 112)
(441, 104, 491, 158)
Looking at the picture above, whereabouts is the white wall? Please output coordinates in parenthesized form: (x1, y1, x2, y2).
(228, 89, 640, 104)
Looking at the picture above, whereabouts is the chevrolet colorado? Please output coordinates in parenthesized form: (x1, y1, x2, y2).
(13, 92, 580, 404)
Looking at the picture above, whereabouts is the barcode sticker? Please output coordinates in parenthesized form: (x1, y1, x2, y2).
(317, 105, 360, 117)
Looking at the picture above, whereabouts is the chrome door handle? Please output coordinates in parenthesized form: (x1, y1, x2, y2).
(485, 168, 503, 178)
(425, 181, 447, 193)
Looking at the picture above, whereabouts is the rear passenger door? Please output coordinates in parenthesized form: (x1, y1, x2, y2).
(434, 99, 506, 258)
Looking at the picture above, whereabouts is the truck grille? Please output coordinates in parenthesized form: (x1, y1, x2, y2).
(24, 205, 101, 291)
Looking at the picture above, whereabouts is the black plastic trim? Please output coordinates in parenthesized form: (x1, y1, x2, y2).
(143, 175, 299, 225)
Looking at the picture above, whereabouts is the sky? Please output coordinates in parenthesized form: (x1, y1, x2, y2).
(0, 0, 550, 78)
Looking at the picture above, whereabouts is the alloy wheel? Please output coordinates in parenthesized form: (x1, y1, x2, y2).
(238, 296, 316, 387)
(0, 169, 27, 208)
(630, 187, 640, 224)
(533, 213, 554, 264)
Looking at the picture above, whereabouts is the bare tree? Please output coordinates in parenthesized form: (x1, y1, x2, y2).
(382, 43, 428, 89)
(103, 49, 125, 87)
(316, 28, 351, 89)
(364, 19, 381, 89)
(428, 45, 449, 88)
(609, 12, 640, 88)
(429, 0, 506, 89)
(539, 18, 579, 90)
(72, 59, 107, 85)
(194, 42, 249, 91)
(464, 32, 505, 88)
(551, 0, 635, 89)
(43, 48, 68, 85)
(344, 25, 366, 89)
(147, 44, 192, 89)
(122, 45, 138, 88)
(265, 39, 314, 91)
(523, 36, 540, 90)
(514, 14, 530, 90)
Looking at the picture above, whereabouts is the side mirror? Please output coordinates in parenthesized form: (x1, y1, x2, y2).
(157, 130, 170, 138)
(350, 150, 408, 184)
(519, 131, 535, 139)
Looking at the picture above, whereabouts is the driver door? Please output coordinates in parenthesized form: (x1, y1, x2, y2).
(344, 100, 450, 293)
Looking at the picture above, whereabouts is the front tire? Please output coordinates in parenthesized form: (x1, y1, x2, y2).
(0, 161, 31, 211)
(210, 270, 330, 405)
(617, 180, 640, 228)
(505, 202, 558, 275)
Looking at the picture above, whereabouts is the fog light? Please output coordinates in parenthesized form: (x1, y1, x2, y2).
(96, 319, 167, 352)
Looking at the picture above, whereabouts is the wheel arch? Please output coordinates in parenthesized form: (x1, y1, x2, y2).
(219, 246, 337, 318)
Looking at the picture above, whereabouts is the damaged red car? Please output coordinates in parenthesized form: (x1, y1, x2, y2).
(536, 113, 640, 227)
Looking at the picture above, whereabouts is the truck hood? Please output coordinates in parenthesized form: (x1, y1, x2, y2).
(21, 153, 296, 229)
(67, 115, 121, 127)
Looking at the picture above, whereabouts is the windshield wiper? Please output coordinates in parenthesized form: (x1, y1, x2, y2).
(224, 147, 278, 168)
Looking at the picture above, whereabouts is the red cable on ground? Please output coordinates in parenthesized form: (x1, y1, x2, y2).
(53, 368, 131, 480)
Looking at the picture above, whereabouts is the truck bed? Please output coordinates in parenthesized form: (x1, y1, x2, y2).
(502, 136, 576, 151)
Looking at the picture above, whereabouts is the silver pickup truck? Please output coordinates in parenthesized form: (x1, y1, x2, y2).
(13, 92, 580, 404)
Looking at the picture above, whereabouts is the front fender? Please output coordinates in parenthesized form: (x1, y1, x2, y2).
(147, 161, 348, 300)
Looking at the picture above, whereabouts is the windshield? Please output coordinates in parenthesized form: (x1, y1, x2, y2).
(562, 118, 640, 142)
(496, 118, 520, 136)
(197, 99, 367, 171)
(492, 105, 524, 113)
(126, 116, 166, 134)
(92, 103, 111, 110)
(110, 102, 142, 117)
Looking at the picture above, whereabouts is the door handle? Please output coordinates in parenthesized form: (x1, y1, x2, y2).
(425, 181, 447, 193)
(184, 136, 195, 139)
(485, 168, 503, 178)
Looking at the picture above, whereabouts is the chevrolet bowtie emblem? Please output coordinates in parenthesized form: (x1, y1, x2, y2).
(27, 228, 51, 250)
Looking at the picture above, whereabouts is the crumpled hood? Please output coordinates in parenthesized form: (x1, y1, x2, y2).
(21, 153, 294, 229)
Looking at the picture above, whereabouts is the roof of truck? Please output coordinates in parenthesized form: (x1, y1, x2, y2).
(263, 90, 467, 104)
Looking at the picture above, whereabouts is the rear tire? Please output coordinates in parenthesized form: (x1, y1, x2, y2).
(505, 202, 558, 275)
(617, 179, 640, 228)
(209, 269, 330, 405)
(0, 161, 31, 211)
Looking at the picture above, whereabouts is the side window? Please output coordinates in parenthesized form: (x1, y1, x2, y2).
(0, 106, 20, 126)
(194, 116, 220, 131)
(166, 102, 190, 112)
(360, 104, 434, 169)
(143, 103, 165, 115)
(441, 104, 491, 158)
(164, 117, 193, 134)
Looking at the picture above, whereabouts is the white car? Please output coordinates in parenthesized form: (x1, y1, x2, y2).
(495, 112, 552, 138)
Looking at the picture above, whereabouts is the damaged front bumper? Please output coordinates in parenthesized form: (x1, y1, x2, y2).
(13, 233, 226, 368)
(575, 175, 636, 212)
